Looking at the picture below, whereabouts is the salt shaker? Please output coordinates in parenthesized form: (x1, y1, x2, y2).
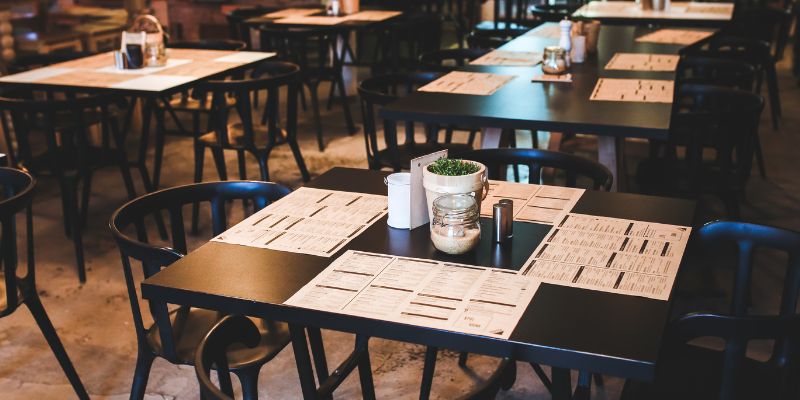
(328, 0, 341, 16)
(559, 18, 573, 67)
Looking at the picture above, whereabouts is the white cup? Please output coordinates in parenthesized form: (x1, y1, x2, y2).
(385, 172, 411, 229)
(571, 35, 586, 64)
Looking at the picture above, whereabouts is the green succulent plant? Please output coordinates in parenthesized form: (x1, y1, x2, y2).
(427, 158, 480, 176)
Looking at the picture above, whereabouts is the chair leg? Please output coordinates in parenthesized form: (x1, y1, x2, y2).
(79, 172, 93, 227)
(234, 366, 261, 400)
(754, 132, 767, 179)
(62, 179, 86, 283)
(420, 346, 438, 400)
(130, 349, 156, 400)
(210, 148, 228, 181)
(458, 352, 468, 367)
(152, 105, 167, 189)
(766, 63, 781, 130)
(327, 80, 337, 111)
(593, 373, 604, 386)
(308, 84, 325, 151)
(256, 155, 271, 182)
(356, 335, 376, 400)
(191, 143, 205, 234)
(336, 73, 357, 135)
(26, 294, 89, 400)
(287, 139, 311, 182)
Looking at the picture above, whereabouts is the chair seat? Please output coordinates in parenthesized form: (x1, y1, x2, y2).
(375, 142, 472, 170)
(622, 344, 783, 399)
(146, 308, 290, 370)
(198, 123, 288, 150)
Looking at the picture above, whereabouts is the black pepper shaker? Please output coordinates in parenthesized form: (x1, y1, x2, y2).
(493, 201, 513, 243)
(498, 199, 514, 239)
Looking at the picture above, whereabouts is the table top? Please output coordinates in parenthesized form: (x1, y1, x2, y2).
(380, 23, 713, 140)
(572, 1, 734, 26)
(0, 49, 275, 96)
(245, 7, 403, 29)
(141, 167, 696, 381)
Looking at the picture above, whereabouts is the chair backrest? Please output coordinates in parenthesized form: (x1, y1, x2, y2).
(418, 48, 489, 71)
(197, 61, 300, 149)
(0, 167, 35, 317)
(671, 83, 764, 190)
(257, 26, 341, 77)
(0, 93, 121, 172)
(109, 181, 290, 359)
(374, 13, 443, 74)
(669, 313, 800, 400)
(729, 5, 793, 60)
(195, 315, 262, 400)
(676, 56, 756, 91)
(357, 72, 442, 169)
(702, 36, 773, 70)
(460, 148, 613, 190)
(225, 6, 277, 47)
(697, 220, 800, 364)
(493, 0, 534, 28)
(167, 39, 247, 51)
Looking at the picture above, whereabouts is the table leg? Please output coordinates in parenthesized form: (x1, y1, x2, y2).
(597, 135, 625, 192)
(290, 324, 319, 400)
(137, 97, 156, 193)
(551, 367, 572, 400)
(152, 101, 166, 190)
(307, 327, 331, 398)
(480, 127, 503, 149)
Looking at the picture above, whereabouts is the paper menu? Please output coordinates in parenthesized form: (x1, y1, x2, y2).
(635, 29, 714, 45)
(345, 10, 402, 21)
(520, 213, 691, 300)
(531, 73, 573, 83)
(590, 78, 674, 103)
(263, 8, 320, 18)
(418, 71, 515, 96)
(212, 187, 387, 257)
(470, 50, 542, 66)
(284, 251, 539, 339)
(604, 53, 680, 72)
(480, 181, 585, 225)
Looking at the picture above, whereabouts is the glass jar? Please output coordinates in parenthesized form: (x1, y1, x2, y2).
(542, 46, 568, 75)
(430, 194, 481, 255)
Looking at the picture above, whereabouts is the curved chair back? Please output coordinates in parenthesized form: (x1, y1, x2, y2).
(358, 72, 442, 169)
(195, 315, 262, 400)
(419, 48, 489, 71)
(225, 7, 278, 48)
(0, 93, 123, 172)
(669, 313, 800, 400)
(0, 168, 35, 317)
(195, 61, 300, 150)
(460, 148, 613, 190)
(676, 56, 756, 91)
(672, 84, 764, 190)
(697, 220, 800, 366)
(257, 26, 342, 79)
(167, 39, 247, 51)
(109, 181, 290, 359)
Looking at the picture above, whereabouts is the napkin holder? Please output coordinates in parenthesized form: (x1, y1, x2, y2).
(408, 150, 447, 229)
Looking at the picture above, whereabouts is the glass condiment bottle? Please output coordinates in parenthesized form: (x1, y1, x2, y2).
(430, 194, 481, 255)
(542, 46, 568, 75)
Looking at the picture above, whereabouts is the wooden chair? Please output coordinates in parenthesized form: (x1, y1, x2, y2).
(358, 72, 473, 171)
(258, 25, 356, 151)
(463, 148, 614, 190)
(622, 220, 800, 399)
(0, 93, 137, 282)
(193, 61, 310, 184)
(196, 315, 264, 400)
(0, 167, 88, 399)
(635, 84, 764, 219)
(109, 181, 294, 400)
(225, 7, 278, 49)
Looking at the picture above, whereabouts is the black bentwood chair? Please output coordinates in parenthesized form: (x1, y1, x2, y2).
(196, 315, 263, 400)
(636, 84, 764, 219)
(225, 7, 278, 49)
(110, 181, 292, 400)
(358, 73, 473, 171)
(258, 25, 356, 151)
(193, 61, 310, 184)
(622, 220, 800, 399)
(463, 148, 614, 190)
(0, 93, 137, 282)
(0, 168, 89, 399)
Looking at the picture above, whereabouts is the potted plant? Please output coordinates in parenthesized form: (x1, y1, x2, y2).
(422, 158, 488, 220)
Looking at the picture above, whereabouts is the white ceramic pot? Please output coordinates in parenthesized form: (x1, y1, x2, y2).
(422, 161, 489, 223)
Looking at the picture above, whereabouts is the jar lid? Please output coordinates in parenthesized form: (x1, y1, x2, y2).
(433, 194, 477, 213)
(544, 46, 566, 56)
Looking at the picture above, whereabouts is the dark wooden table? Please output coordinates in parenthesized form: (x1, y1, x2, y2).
(141, 167, 696, 399)
(380, 23, 714, 191)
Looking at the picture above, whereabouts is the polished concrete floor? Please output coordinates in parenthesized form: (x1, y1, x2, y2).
(0, 48, 798, 399)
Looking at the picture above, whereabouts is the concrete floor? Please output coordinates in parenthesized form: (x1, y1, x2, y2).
(0, 48, 798, 399)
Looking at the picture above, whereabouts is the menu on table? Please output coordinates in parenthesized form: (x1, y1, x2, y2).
(590, 78, 674, 103)
(418, 71, 515, 96)
(635, 29, 714, 45)
(480, 181, 585, 225)
(263, 8, 320, 18)
(272, 15, 350, 25)
(531, 73, 572, 83)
(285, 250, 540, 339)
(604, 53, 680, 72)
(345, 10, 402, 21)
(469, 50, 542, 66)
(212, 187, 387, 257)
(520, 213, 691, 300)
